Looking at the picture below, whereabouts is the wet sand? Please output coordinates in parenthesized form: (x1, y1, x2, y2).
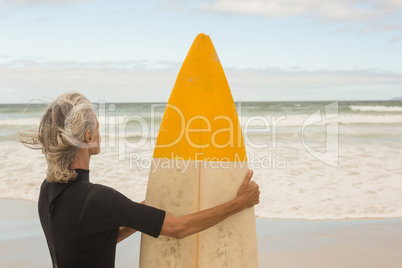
(1, 199, 402, 267)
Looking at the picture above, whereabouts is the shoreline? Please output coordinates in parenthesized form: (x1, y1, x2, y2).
(2, 196, 401, 221)
(1, 199, 402, 267)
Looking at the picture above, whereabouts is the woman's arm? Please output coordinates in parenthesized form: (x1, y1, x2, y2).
(160, 170, 259, 239)
(117, 200, 145, 243)
(117, 226, 137, 243)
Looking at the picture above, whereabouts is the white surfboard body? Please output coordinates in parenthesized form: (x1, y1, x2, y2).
(139, 33, 258, 268)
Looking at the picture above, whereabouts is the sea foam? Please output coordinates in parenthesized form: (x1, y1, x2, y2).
(349, 105, 402, 112)
(1, 101, 401, 220)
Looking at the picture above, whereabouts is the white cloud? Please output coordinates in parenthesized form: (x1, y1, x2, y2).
(0, 60, 179, 103)
(201, 0, 402, 33)
(224, 67, 402, 100)
(0, 0, 84, 8)
(0, 60, 401, 103)
(226, 67, 401, 88)
(203, 0, 401, 19)
(388, 34, 402, 44)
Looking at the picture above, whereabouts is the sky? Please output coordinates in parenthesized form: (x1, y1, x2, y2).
(0, 0, 401, 103)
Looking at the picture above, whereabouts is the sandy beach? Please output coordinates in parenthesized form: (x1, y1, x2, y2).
(1, 199, 402, 267)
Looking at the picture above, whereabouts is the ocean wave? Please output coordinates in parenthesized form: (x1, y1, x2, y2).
(0, 118, 40, 126)
(239, 114, 402, 127)
(349, 105, 402, 112)
(1, 137, 402, 220)
(339, 114, 402, 124)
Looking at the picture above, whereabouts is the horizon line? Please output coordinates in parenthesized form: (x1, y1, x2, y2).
(1, 99, 401, 105)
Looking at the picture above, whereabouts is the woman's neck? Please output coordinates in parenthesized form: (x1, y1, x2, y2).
(69, 148, 90, 170)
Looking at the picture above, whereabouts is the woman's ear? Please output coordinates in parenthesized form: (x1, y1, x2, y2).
(84, 129, 92, 143)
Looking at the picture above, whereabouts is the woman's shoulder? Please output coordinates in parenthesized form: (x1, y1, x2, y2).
(80, 183, 120, 207)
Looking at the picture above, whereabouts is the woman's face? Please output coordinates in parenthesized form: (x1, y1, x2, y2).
(88, 117, 101, 156)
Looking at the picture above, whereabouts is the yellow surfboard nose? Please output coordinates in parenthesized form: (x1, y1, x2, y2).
(153, 33, 247, 162)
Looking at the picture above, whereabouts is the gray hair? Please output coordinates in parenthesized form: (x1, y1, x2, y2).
(19, 92, 97, 183)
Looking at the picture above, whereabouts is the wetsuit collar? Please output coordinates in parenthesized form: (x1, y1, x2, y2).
(74, 169, 90, 182)
(47, 169, 90, 210)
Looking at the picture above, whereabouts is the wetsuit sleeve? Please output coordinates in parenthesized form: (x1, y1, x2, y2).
(110, 190, 166, 238)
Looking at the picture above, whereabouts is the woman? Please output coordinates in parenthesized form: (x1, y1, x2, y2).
(20, 92, 260, 268)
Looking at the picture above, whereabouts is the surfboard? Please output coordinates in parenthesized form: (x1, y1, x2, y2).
(139, 33, 258, 268)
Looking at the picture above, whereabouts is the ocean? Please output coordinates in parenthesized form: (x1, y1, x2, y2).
(1, 101, 401, 220)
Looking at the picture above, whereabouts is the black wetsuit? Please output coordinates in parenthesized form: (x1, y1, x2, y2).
(38, 169, 166, 268)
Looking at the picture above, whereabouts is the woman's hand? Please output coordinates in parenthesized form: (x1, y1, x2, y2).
(236, 170, 260, 209)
